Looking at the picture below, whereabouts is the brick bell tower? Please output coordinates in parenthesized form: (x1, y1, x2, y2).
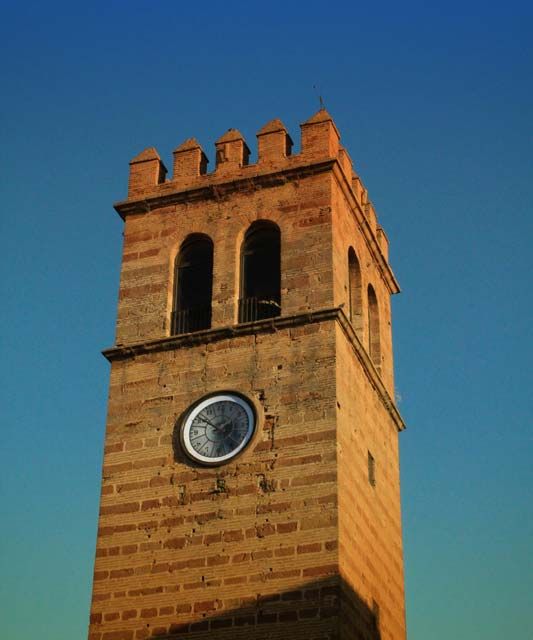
(88, 110, 406, 640)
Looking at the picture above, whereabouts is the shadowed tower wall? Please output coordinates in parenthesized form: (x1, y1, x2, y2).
(88, 110, 406, 640)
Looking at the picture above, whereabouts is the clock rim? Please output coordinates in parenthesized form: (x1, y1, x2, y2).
(179, 391, 257, 466)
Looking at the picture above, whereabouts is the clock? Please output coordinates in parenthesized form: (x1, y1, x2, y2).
(180, 392, 256, 465)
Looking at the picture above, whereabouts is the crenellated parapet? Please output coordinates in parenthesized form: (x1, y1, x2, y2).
(172, 138, 207, 183)
(128, 147, 167, 198)
(300, 108, 340, 159)
(121, 109, 393, 271)
(214, 128, 250, 172)
(257, 119, 293, 163)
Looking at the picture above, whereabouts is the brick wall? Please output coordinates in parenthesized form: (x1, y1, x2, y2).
(90, 323, 341, 640)
(336, 324, 406, 640)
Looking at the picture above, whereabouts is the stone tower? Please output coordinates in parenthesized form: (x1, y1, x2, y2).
(88, 110, 406, 640)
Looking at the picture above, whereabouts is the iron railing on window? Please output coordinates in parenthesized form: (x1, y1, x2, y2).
(171, 305, 212, 335)
(238, 297, 281, 323)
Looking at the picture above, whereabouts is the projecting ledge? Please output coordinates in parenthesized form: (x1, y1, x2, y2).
(102, 307, 405, 432)
(113, 158, 337, 219)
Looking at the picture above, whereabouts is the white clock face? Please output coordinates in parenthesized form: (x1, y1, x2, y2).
(181, 393, 255, 465)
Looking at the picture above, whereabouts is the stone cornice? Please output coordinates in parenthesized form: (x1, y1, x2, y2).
(113, 158, 336, 219)
(103, 307, 405, 433)
(334, 307, 405, 431)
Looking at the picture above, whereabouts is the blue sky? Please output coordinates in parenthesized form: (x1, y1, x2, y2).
(1, 1, 532, 638)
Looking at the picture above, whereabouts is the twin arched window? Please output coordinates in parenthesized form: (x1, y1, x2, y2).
(348, 248, 381, 371)
(172, 221, 281, 335)
(172, 231, 381, 371)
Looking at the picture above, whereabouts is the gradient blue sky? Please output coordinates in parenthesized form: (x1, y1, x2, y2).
(1, 1, 532, 638)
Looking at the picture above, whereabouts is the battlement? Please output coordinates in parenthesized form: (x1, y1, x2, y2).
(125, 109, 389, 262)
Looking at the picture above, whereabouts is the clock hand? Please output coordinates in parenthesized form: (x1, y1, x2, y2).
(198, 416, 224, 431)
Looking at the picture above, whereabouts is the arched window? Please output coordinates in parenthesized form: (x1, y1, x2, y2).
(367, 284, 381, 369)
(348, 247, 363, 339)
(239, 221, 281, 323)
(172, 234, 213, 335)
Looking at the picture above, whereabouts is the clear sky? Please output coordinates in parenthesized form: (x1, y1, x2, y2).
(1, 1, 532, 638)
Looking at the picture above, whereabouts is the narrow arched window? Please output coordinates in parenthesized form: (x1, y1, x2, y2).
(367, 284, 381, 369)
(239, 221, 281, 323)
(348, 247, 363, 339)
(172, 234, 213, 334)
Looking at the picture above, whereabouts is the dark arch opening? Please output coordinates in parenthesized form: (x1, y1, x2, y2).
(172, 234, 213, 334)
(348, 247, 363, 339)
(239, 221, 281, 323)
(367, 284, 381, 370)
